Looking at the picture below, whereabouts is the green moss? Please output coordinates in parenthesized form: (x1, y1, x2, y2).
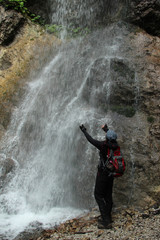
(111, 105, 136, 117)
(0, 0, 43, 24)
(45, 24, 63, 36)
(45, 24, 91, 38)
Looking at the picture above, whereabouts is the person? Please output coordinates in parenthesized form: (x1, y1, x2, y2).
(79, 124, 118, 229)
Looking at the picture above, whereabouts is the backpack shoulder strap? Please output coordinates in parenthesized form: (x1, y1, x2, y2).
(109, 149, 114, 159)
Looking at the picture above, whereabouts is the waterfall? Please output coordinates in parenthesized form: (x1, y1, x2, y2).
(48, 0, 104, 26)
(0, 1, 131, 239)
(48, 0, 129, 27)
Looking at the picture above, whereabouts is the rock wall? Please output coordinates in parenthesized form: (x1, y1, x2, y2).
(0, 6, 61, 137)
(127, 0, 160, 205)
(112, 29, 160, 207)
(128, 0, 160, 36)
(26, 0, 50, 23)
(0, 6, 25, 46)
(0, 1, 159, 208)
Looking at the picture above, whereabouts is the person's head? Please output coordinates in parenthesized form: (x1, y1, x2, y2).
(106, 129, 117, 141)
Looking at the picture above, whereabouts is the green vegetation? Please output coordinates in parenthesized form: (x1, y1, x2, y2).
(69, 26, 90, 37)
(0, 1, 91, 36)
(45, 24, 64, 35)
(0, 0, 28, 13)
(45, 23, 90, 38)
(0, 0, 42, 23)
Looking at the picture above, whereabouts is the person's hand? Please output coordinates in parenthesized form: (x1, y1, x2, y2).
(101, 124, 108, 132)
(79, 124, 86, 132)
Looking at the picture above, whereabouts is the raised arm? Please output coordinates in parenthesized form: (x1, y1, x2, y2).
(79, 125, 102, 150)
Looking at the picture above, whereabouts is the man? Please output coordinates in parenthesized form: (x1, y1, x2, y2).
(79, 124, 118, 229)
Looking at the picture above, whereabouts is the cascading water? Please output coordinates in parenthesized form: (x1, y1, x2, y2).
(0, 1, 132, 239)
(48, 0, 104, 27)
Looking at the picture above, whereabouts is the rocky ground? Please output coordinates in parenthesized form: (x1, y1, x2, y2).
(14, 205, 160, 240)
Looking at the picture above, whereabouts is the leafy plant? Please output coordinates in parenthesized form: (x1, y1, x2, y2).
(45, 22, 91, 38)
(68, 25, 90, 37)
(45, 24, 64, 34)
(0, 0, 43, 23)
(45, 22, 90, 38)
(0, 0, 28, 13)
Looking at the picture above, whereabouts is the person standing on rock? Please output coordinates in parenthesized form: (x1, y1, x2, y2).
(79, 124, 118, 229)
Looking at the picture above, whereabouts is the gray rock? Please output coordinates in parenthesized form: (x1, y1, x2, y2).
(0, 6, 25, 46)
(0, 157, 15, 189)
(13, 221, 43, 240)
(128, 0, 160, 36)
(0, 157, 15, 177)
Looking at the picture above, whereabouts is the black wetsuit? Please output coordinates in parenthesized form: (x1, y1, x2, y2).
(83, 130, 119, 223)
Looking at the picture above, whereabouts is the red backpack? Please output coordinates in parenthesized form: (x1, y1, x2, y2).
(106, 147, 125, 177)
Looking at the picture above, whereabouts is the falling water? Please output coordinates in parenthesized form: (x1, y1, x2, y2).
(48, 0, 104, 27)
(0, 1, 131, 239)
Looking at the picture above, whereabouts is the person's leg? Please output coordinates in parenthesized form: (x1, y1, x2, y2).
(104, 176, 113, 222)
(94, 172, 113, 228)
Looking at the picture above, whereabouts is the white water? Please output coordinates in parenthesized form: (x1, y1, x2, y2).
(48, 0, 104, 27)
(0, 1, 131, 239)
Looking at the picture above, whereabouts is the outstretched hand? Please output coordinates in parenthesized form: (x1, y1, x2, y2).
(101, 124, 108, 133)
(79, 124, 87, 132)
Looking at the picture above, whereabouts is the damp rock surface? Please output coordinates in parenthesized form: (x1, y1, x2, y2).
(0, 6, 25, 46)
(129, 0, 160, 36)
(0, 5, 61, 136)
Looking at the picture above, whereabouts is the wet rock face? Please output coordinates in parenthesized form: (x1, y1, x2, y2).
(81, 28, 160, 207)
(0, 6, 25, 46)
(0, 157, 15, 189)
(0, 157, 15, 177)
(129, 0, 160, 36)
(47, 0, 128, 27)
(26, 0, 50, 23)
(82, 57, 111, 109)
(114, 31, 160, 207)
(82, 57, 138, 118)
(0, 1, 159, 211)
(0, 7, 60, 137)
(109, 58, 137, 117)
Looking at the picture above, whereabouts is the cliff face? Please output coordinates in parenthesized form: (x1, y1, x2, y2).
(0, 6, 60, 137)
(0, 1, 160, 208)
(112, 30, 160, 207)
(0, 6, 25, 46)
(121, 0, 160, 205)
(129, 0, 160, 36)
